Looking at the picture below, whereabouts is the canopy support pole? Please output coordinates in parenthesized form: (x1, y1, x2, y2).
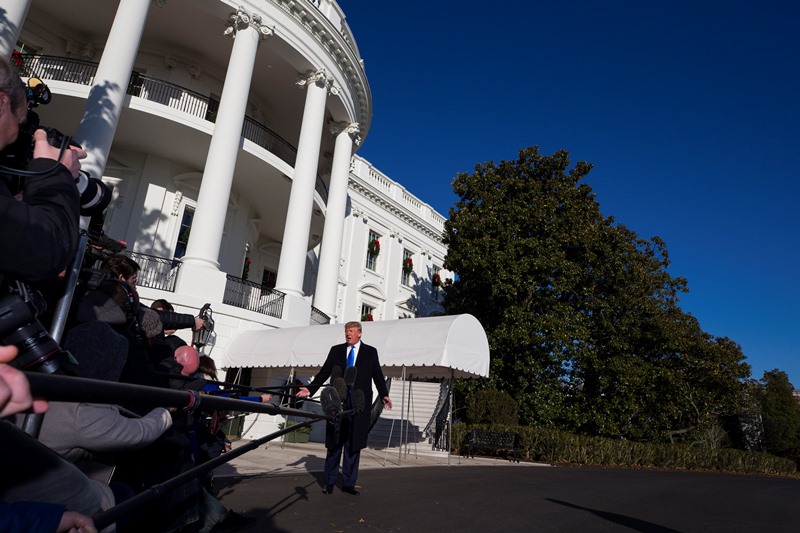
(398, 365, 406, 465)
(448, 368, 455, 466)
(405, 375, 417, 460)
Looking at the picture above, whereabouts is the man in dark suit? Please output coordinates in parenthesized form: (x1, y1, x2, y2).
(297, 321, 392, 495)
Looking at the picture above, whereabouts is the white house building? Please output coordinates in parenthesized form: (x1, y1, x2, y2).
(5, 0, 451, 345)
(3, 0, 461, 443)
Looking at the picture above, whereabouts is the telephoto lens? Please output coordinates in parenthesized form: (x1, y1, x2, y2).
(0, 294, 65, 374)
(74, 171, 113, 216)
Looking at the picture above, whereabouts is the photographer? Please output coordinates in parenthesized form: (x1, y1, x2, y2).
(0, 56, 86, 288)
(0, 56, 111, 528)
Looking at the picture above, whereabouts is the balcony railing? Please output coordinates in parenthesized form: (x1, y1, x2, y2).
(12, 54, 328, 202)
(310, 306, 331, 325)
(223, 275, 285, 319)
(126, 251, 181, 292)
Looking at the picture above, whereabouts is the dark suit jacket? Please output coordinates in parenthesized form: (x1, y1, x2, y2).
(308, 342, 389, 451)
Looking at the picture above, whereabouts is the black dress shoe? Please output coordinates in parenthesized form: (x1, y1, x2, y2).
(342, 486, 360, 495)
(323, 485, 334, 494)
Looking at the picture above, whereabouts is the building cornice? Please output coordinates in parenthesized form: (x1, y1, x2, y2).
(348, 179, 445, 244)
(267, 0, 371, 133)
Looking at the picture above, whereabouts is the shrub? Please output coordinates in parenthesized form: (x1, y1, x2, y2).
(452, 424, 797, 476)
(465, 389, 518, 425)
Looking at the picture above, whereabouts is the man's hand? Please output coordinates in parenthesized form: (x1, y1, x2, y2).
(0, 345, 19, 364)
(296, 387, 310, 398)
(193, 316, 206, 332)
(0, 363, 48, 417)
(32, 129, 87, 178)
(382, 396, 393, 410)
(57, 510, 97, 533)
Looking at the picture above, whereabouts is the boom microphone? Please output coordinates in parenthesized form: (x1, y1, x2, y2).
(353, 389, 365, 413)
(320, 386, 341, 418)
(331, 365, 346, 402)
(344, 366, 357, 389)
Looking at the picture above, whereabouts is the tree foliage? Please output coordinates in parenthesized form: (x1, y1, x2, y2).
(464, 389, 519, 426)
(755, 370, 800, 455)
(444, 147, 751, 442)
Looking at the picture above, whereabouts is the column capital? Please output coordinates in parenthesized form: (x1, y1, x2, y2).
(224, 7, 274, 39)
(329, 121, 361, 144)
(296, 69, 340, 96)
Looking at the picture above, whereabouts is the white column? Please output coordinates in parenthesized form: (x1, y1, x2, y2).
(274, 69, 336, 297)
(181, 10, 269, 270)
(74, 0, 150, 181)
(0, 0, 32, 57)
(313, 121, 359, 319)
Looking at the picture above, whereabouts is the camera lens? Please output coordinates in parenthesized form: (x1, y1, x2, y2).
(74, 171, 113, 216)
(4, 321, 63, 374)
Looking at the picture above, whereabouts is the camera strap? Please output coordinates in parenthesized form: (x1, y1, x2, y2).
(112, 280, 140, 339)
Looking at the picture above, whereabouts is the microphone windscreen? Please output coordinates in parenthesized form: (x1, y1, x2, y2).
(321, 386, 341, 417)
(353, 389, 365, 412)
(331, 365, 343, 382)
(332, 377, 347, 402)
(344, 366, 357, 388)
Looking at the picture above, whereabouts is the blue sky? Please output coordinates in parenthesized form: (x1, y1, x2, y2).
(339, 1, 800, 387)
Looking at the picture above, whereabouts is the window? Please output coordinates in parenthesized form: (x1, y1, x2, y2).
(128, 70, 146, 97)
(174, 206, 195, 259)
(360, 304, 375, 322)
(14, 40, 41, 54)
(261, 268, 277, 290)
(401, 249, 413, 286)
(241, 248, 251, 280)
(365, 230, 380, 271)
(206, 93, 220, 122)
(432, 265, 443, 290)
(13, 41, 42, 76)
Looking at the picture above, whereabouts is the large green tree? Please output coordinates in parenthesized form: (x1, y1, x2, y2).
(444, 146, 750, 440)
(756, 370, 800, 455)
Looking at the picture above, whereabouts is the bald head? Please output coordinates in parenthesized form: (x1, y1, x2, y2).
(174, 345, 199, 376)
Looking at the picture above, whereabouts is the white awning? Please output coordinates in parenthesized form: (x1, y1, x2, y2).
(220, 314, 489, 379)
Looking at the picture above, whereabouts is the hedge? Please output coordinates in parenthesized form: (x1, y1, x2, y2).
(452, 424, 796, 476)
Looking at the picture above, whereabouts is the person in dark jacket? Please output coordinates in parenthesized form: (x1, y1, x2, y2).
(297, 321, 392, 495)
(0, 56, 103, 529)
(0, 55, 86, 290)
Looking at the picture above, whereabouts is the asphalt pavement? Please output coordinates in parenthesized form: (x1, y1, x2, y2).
(214, 441, 800, 533)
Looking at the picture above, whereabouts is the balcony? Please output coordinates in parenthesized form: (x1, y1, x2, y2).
(91, 244, 286, 320)
(223, 276, 285, 320)
(126, 251, 181, 292)
(13, 54, 328, 202)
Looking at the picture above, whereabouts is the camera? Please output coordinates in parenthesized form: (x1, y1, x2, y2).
(0, 284, 66, 374)
(0, 77, 112, 216)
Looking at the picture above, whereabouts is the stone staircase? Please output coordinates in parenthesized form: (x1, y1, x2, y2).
(305, 378, 447, 452)
(367, 379, 444, 450)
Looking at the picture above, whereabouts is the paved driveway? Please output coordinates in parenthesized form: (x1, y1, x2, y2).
(216, 465, 800, 532)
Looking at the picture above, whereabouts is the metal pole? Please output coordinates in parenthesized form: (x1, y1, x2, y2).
(25, 372, 326, 420)
(92, 419, 318, 531)
(448, 369, 454, 466)
(398, 365, 406, 465)
(405, 376, 417, 459)
(49, 230, 89, 343)
(22, 231, 89, 437)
